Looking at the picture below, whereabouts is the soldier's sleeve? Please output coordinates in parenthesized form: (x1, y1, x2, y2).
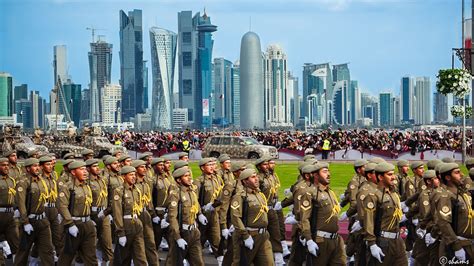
(166, 191, 181, 241)
(403, 180, 415, 201)
(435, 193, 460, 250)
(346, 180, 359, 217)
(230, 193, 249, 240)
(281, 194, 294, 208)
(405, 203, 419, 219)
(218, 181, 234, 230)
(112, 187, 125, 237)
(299, 191, 313, 241)
(340, 182, 351, 208)
(405, 191, 420, 206)
(57, 183, 73, 227)
(15, 179, 29, 225)
(362, 193, 378, 246)
(418, 195, 431, 230)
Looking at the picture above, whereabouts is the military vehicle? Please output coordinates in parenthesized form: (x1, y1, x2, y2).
(201, 135, 278, 159)
(43, 136, 89, 159)
(0, 124, 49, 158)
(80, 135, 126, 158)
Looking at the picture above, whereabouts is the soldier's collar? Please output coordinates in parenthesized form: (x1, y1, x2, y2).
(74, 179, 86, 186)
(42, 173, 53, 180)
(0, 174, 8, 179)
(244, 186, 259, 193)
(89, 174, 99, 180)
(124, 182, 134, 190)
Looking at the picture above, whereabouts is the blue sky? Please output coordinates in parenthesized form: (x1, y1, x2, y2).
(0, 0, 463, 100)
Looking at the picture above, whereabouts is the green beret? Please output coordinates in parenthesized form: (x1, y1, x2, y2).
(151, 157, 165, 165)
(303, 154, 316, 161)
(239, 168, 257, 181)
(423, 170, 436, 179)
(112, 150, 123, 156)
(230, 162, 245, 172)
(469, 168, 474, 177)
(161, 156, 171, 162)
(301, 165, 317, 174)
(131, 160, 146, 168)
(397, 160, 409, 167)
(439, 163, 459, 174)
(255, 156, 270, 166)
(465, 158, 474, 166)
(369, 157, 386, 164)
(62, 159, 74, 166)
(199, 158, 213, 167)
(28, 150, 39, 157)
(69, 161, 86, 170)
(365, 162, 377, 172)
(102, 155, 112, 161)
(298, 162, 310, 172)
(218, 154, 231, 163)
(178, 152, 188, 158)
(0, 158, 8, 163)
(62, 153, 75, 159)
(105, 157, 118, 165)
(3, 150, 15, 157)
(245, 164, 255, 170)
(410, 161, 424, 170)
(434, 163, 445, 173)
(120, 166, 136, 175)
(427, 159, 442, 170)
(441, 157, 455, 163)
(314, 162, 329, 172)
(375, 162, 395, 173)
(172, 167, 190, 179)
(354, 159, 368, 168)
(24, 158, 40, 167)
(138, 152, 152, 160)
(85, 159, 99, 167)
(47, 153, 56, 158)
(118, 155, 131, 162)
(81, 149, 94, 156)
(173, 160, 188, 170)
(39, 156, 53, 164)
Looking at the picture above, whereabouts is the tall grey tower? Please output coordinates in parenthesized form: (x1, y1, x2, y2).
(239, 31, 264, 129)
(120, 9, 144, 121)
(88, 40, 112, 122)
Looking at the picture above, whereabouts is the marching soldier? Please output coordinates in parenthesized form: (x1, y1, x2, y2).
(82, 149, 95, 161)
(166, 167, 208, 266)
(178, 152, 189, 161)
(132, 160, 159, 265)
(112, 166, 147, 265)
(0, 157, 19, 261)
(230, 168, 274, 265)
(4, 150, 22, 181)
(86, 158, 113, 264)
(217, 154, 234, 183)
(299, 162, 346, 265)
(395, 160, 409, 195)
(112, 150, 123, 159)
(162, 157, 174, 184)
(62, 153, 75, 160)
(118, 155, 132, 167)
(58, 159, 74, 184)
(14, 158, 54, 265)
(362, 162, 407, 265)
(435, 163, 474, 262)
(57, 161, 98, 265)
(138, 152, 154, 183)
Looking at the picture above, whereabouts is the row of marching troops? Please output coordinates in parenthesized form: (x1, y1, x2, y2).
(0, 147, 473, 266)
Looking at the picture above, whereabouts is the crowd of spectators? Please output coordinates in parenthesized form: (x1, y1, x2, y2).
(104, 129, 473, 155)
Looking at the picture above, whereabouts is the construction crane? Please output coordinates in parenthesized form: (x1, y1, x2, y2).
(86, 27, 106, 43)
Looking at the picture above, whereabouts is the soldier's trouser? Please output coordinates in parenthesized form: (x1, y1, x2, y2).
(370, 237, 407, 266)
(153, 210, 168, 250)
(440, 239, 474, 265)
(199, 210, 220, 255)
(427, 240, 441, 266)
(267, 209, 283, 253)
(288, 227, 307, 266)
(222, 232, 234, 266)
(307, 235, 346, 266)
(139, 211, 159, 266)
(165, 228, 204, 266)
(92, 212, 113, 262)
(413, 237, 429, 265)
(0, 213, 19, 255)
(276, 209, 286, 241)
(14, 218, 54, 266)
(113, 219, 147, 266)
(46, 206, 64, 255)
(231, 230, 274, 266)
(58, 220, 97, 266)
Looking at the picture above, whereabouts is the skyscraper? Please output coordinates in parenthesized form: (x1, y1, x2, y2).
(53, 45, 68, 84)
(379, 92, 394, 126)
(143, 61, 149, 110)
(15, 99, 32, 128)
(0, 72, 13, 117)
(333, 64, 354, 124)
(102, 84, 122, 124)
(14, 84, 28, 113)
(62, 80, 82, 126)
(332, 80, 350, 125)
(150, 27, 178, 129)
(30, 91, 45, 128)
(414, 77, 431, 125)
(213, 58, 233, 126)
(401, 76, 414, 123)
(302, 63, 332, 125)
(88, 39, 112, 122)
(434, 92, 448, 123)
(240, 31, 264, 129)
(231, 61, 240, 127)
(120, 9, 144, 121)
(288, 73, 299, 127)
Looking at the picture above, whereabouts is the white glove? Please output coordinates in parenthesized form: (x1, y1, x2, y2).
(23, 224, 34, 235)
(228, 225, 235, 233)
(339, 211, 348, 221)
(370, 244, 385, 263)
(198, 213, 208, 225)
(13, 209, 20, 219)
(1, 241, 11, 257)
(160, 218, 170, 229)
(306, 240, 319, 256)
(400, 214, 408, 223)
(416, 228, 426, 239)
(274, 201, 282, 211)
(68, 225, 79, 237)
(350, 220, 362, 233)
(412, 218, 419, 226)
(221, 229, 230, 239)
(299, 236, 306, 246)
(284, 215, 297, 225)
(401, 201, 409, 213)
(152, 216, 161, 224)
(339, 193, 345, 201)
(97, 210, 105, 219)
(455, 248, 466, 261)
(203, 203, 214, 212)
(57, 214, 63, 224)
(284, 188, 292, 197)
(108, 214, 113, 222)
(244, 236, 254, 250)
(424, 233, 436, 246)
(119, 236, 127, 247)
(177, 238, 187, 250)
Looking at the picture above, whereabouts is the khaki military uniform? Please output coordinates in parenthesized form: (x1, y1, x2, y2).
(300, 184, 346, 266)
(152, 171, 172, 251)
(406, 184, 431, 265)
(135, 177, 159, 265)
(59, 170, 73, 184)
(343, 174, 366, 258)
(166, 184, 204, 266)
(89, 173, 113, 262)
(8, 163, 22, 181)
(14, 173, 54, 265)
(230, 187, 274, 266)
(42, 173, 64, 257)
(421, 186, 445, 265)
(258, 171, 283, 253)
(0, 173, 19, 257)
(362, 187, 407, 266)
(112, 182, 147, 265)
(105, 169, 123, 245)
(395, 173, 408, 195)
(217, 168, 234, 184)
(57, 179, 97, 265)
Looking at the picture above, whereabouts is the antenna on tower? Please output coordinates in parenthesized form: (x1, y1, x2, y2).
(86, 27, 106, 43)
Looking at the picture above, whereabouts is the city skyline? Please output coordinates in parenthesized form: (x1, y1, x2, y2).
(1, 0, 461, 101)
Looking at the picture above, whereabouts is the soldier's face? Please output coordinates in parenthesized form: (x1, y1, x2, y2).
(414, 166, 424, 177)
(84, 155, 93, 161)
(27, 164, 41, 176)
(222, 161, 231, 171)
(401, 166, 409, 174)
(109, 161, 120, 173)
(357, 166, 365, 175)
(72, 166, 88, 182)
(123, 158, 132, 166)
(243, 174, 259, 189)
(178, 172, 192, 186)
(201, 164, 214, 174)
(180, 156, 189, 162)
(0, 162, 9, 175)
(448, 168, 463, 186)
(155, 162, 164, 173)
(268, 161, 276, 170)
(115, 152, 123, 158)
(8, 153, 17, 164)
(367, 172, 377, 183)
(211, 161, 217, 171)
(41, 162, 54, 174)
(379, 171, 395, 188)
(259, 162, 269, 172)
(89, 164, 101, 176)
(432, 177, 440, 188)
(124, 172, 136, 185)
(317, 168, 330, 186)
(145, 156, 152, 165)
(136, 165, 147, 177)
(164, 161, 171, 172)
(31, 153, 39, 159)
